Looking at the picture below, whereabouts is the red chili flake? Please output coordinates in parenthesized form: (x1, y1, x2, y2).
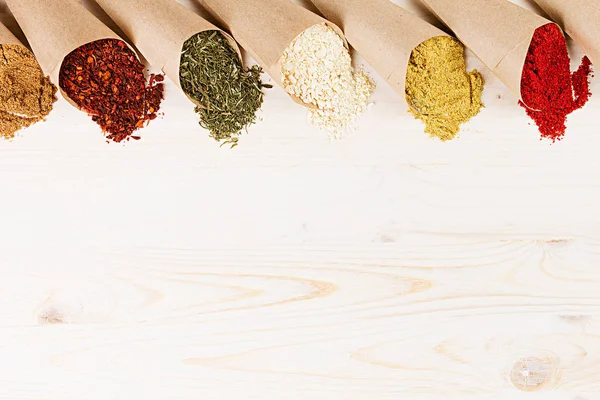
(59, 39, 164, 143)
(519, 23, 594, 142)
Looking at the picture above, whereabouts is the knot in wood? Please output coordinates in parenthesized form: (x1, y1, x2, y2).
(509, 356, 559, 392)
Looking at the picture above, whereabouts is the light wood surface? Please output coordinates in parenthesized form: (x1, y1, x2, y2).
(1, 0, 600, 399)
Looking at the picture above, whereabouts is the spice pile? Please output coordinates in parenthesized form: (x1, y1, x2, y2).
(60, 39, 164, 143)
(281, 23, 375, 137)
(406, 36, 484, 141)
(180, 30, 267, 147)
(520, 23, 593, 141)
(0, 44, 57, 139)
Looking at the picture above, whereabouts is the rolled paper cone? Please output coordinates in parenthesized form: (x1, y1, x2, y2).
(94, 0, 239, 104)
(0, 21, 22, 46)
(196, 0, 347, 107)
(418, 0, 551, 99)
(309, 0, 447, 107)
(532, 0, 600, 67)
(5, 0, 123, 104)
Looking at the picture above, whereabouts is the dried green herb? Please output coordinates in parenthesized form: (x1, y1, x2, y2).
(180, 30, 269, 147)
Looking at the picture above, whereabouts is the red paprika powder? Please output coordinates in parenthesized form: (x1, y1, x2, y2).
(60, 39, 164, 143)
(520, 23, 593, 142)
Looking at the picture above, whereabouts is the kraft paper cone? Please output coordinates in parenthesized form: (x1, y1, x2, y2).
(418, 0, 551, 99)
(5, 0, 122, 90)
(94, 0, 240, 97)
(533, 0, 600, 67)
(196, 0, 346, 107)
(310, 0, 447, 107)
(0, 21, 21, 46)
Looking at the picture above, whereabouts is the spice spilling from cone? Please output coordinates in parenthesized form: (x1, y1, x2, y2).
(59, 39, 164, 143)
(406, 36, 484, 141)
(180, 30, 268, 147)
(0, 44, 57, 139)
(281, 23, 375, 137)
(519, 23, 593, 141)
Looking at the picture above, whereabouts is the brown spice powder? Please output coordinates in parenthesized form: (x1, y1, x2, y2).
(0, 44, 57, 139)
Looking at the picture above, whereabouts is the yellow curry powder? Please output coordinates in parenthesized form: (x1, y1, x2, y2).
(0, 44, 57, 139)
(405, 36, 484, 141)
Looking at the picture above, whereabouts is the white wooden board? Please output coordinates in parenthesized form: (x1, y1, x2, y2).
(0, 0, 599, 398)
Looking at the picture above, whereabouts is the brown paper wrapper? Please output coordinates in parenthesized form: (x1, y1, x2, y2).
(0, 21, 21, 46)
(310, 0, 447, 106)
(418, 0, 551, 99)
(5, 0, 122, 91)
(196, 0, 346, 107)
(533, 0, 600, 67)
(94, 0, 239, 96)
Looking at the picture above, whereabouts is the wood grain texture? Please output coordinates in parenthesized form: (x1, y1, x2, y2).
(2, 241, 600, 399)
(0, 0, 599, 399)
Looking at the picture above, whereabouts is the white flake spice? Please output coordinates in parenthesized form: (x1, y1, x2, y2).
(281, 23, 375, 137)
